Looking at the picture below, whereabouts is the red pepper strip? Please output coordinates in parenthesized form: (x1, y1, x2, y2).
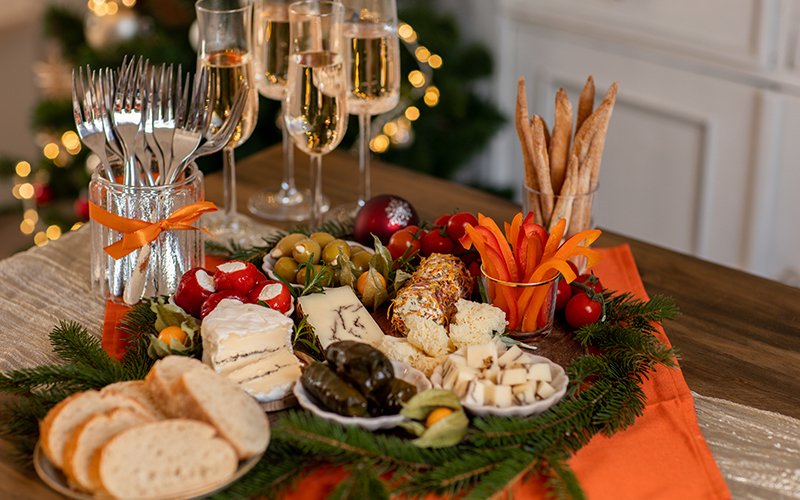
(464, 225, 514, 325)
(562, 247, 602, 273)
(524, 230, 544, 279)
(519, 258, 576, 315)
(506, 212, 523, 247)
(542, 218, 567, 261)
(478, 214, 519, 282)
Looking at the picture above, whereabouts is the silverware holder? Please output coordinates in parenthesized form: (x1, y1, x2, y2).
(89, 164, 204, 303)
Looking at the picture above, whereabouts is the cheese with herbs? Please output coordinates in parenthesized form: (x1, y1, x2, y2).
(297, 287, 385, 348)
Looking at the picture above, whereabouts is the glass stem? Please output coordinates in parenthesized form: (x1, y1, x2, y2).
(223, 146, 237, 221)
(358, 113, 371, 207)
(310, 154, 323, 228)
(279, 103, 297, 195)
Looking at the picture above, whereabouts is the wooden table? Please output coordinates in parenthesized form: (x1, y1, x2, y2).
(223, 145, 800, 419)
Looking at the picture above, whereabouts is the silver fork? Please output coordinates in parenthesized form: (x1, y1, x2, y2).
(112, 56, 146, 186)
(182, 82, 249, 167)
(152, 64, 179, 185)
(166, 67, 210, 184)
(143, 67, 164, 181)
(72, 67, 114, 180)
(95, 68, 123, 166)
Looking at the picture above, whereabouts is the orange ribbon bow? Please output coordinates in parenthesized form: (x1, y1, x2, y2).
(89, 200, 218, 260)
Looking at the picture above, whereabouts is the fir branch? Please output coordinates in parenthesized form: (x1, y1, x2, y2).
(117, 300, 160, 379)
(464, 450, 539, 500)
(400, 451, 503, 497)
(49, 321, 118, 373)
(276, 411, 441, 473)
(329, 462, 389, 500)
(544, 454, 585, 500)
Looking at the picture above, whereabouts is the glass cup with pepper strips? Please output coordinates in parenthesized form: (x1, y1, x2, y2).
(481, 267, 559, 341)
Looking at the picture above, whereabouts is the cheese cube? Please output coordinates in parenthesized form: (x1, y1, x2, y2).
(492, 384, 513, 407)
(484, 365, 500, 383)
(527, 363, 552, 383)
(442, 364, 477, 398)
(480, 380, 497, 406)
(512, 382, 536, 405)
(464, 380, 485, 406)
(497, 345, 525, 367)
(537, 380, 556, 399)
(498, 368, 528, 386)
(466, 343, 497, 369)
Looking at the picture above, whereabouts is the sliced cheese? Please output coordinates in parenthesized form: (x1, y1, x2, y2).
(537, 380, 556, 400)
(492, 384, 513, 407)
(297, 287, 385, 348)
(498, 368, 528, 386)
(465, 343, 497, 369)
(497, 345, 525, 367)
(225, 350, 301, 402)
(512, 382, 536, 405)
(464, 380, 485, 406)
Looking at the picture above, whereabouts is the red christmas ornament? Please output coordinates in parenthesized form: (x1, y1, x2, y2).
(354, 194, 419, 245)
(34, 183, 55, 206)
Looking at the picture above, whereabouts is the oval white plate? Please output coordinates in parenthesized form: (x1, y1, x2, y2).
(34, 442, 262, 500)
(293, 360, 431, 430)
(431, 354, 569, 417)
(262, 240, 373, 289)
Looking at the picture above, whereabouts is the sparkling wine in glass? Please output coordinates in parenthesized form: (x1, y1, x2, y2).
(248, 0, 329, 221)
(284, 1, 347, 227)
(338, 0, 400, 216)
(195, 0, 259, 243)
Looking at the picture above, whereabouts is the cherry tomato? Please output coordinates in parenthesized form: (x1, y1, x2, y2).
(565, 293, 602, 329)
(555, 276, 572, 312)
(433, 214, 451, 227)
(421, 230, 455, 256)
(445, 212, 479, 241)
(387, 229, 422, 260)
(403, 225, 424, 238)
(572, 273, 603, 294)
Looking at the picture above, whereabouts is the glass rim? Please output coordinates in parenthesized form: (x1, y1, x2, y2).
(288, 0, 344, 17)
(524, 182, 600, 197)
(90, 163, 201, 191)
(195, 0, 253, 15)
(480, 265, 560, 287)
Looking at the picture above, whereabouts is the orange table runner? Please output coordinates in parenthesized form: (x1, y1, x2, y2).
(101, 245, 730, 499)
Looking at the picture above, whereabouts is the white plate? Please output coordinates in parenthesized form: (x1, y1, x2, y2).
(262, 240, 373, 289)
(430, 354, 569, 417)
(293, 360, 431, 430)
(34, 442, 262, 500)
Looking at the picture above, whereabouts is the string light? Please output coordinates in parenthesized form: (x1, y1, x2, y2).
(43, 143, 59, 160)
(61, 131, 81, 155)
(369, 134, 390, 153)
(46, 225, 62, 241)
(428, 54, 443, 69)
(424, 86, 440, 107)
(33, 232, 48, 247)
(414, 47, 430, 63)
(71, 222, 84, 231)
(404, 106, 420, 121)
(24, 209, 38, 224)
(18, 183, 34, 199)
(19, 220, 35, 235)
(15, 161, 31, 177)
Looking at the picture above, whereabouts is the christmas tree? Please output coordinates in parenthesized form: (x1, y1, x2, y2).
(2, 0, 503, 249)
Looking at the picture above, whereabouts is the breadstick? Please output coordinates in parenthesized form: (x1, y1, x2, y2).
(532, 115, 550, 151)
(551, 153, 579, 233)
(576, 76, 595, 134)
(532, 115, 554, 223)
(515, 78, 538, 193)
(586, 82, 618, 191)
(549, 88, 572, 194)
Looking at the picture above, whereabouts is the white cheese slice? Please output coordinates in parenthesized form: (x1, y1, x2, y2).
(464, 380, 485, 406)
(527, 363, 552, 383)
(202, 299, 294, 374)
(492, 384, 513, 407)
(512, 382, 536, 405)
(225, 350, 302, 402)
(297, 287, 385, 348)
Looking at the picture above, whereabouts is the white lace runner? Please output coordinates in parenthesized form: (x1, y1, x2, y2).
(0, 228, 798, 498)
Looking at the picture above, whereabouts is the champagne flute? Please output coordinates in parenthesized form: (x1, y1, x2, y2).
(248, 0, 328, 221)
(195, 0, 260, 242)
(284, 0, 348, 227)
(336, 0, 400, 215)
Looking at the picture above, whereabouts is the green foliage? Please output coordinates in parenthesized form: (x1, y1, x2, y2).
(329, 462, 389, 500)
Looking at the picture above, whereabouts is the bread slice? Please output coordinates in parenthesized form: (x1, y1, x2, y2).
(101, 380, 165, 418)
(62, 408, 154, 492)
(40, 390, 155, 468)
(92, 419, 238, 499)
(145, 356, 213, 417)
(176, 368, 270, 459)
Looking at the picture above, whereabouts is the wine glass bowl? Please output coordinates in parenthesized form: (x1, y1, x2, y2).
(195, 0, 260, 242)
(284, 0, 348, 227)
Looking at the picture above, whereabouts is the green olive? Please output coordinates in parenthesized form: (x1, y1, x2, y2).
(272, 233, 306, 258)
(351, 251, 371, 275)
(322, 239, 351, 265)
(296, 264, 333, 286)
(292, 238, 321, 264)
(273, 257, 300, 283)
(310, 232, 335, 249)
